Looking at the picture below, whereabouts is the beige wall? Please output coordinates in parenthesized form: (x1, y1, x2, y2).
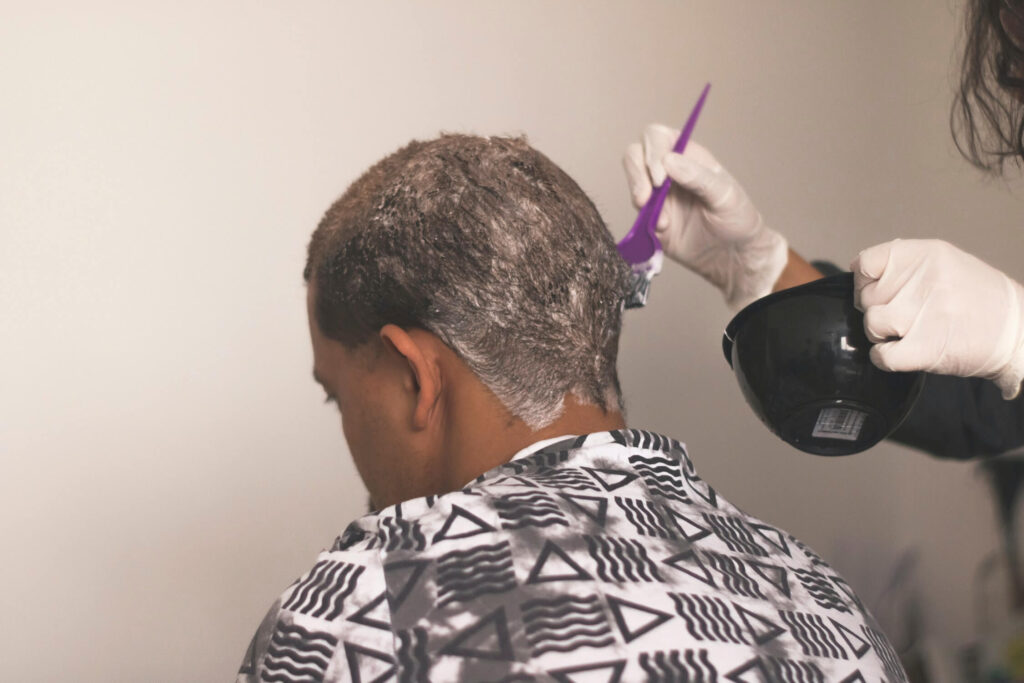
(3, 1, 1022, 680)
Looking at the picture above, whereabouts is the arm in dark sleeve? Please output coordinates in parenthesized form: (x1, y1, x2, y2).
(889, 374, 1024, 459)
(811, 260, 1024, 460)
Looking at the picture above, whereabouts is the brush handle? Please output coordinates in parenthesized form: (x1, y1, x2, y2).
(644, 82, 711, 241)
(617, 83, 711, 265)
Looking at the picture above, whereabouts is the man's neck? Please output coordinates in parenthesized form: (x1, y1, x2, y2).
(442, 393, 626, 491)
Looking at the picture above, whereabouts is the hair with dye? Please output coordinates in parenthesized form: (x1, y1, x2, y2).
(953, 0, 1024, 172)
(304, 134, 630, 428)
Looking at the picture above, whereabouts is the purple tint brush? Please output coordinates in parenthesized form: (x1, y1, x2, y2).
(618, 83, 711, 308)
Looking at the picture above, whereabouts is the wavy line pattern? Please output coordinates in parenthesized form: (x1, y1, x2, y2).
(791, 536, 828, 566)
(494, 490, 569, 530)
(436, 541, 516, 607)
(261, 622, 336, 683)
(522, 594, 601, 613)
(638, 649, 716, 683)
(779, 610, 848, 660)
(500, 451, 570, 474)
(636, 430, 664, 450)
(703, 552, 764, 599)
(484, 675, 536, 683)
(862, 625, 907, 682)
(615, 428, 670, 452)
(584, 535, 662, 582)
(794, 568, 851, 613)
(669, 593, 748, 644)
(522, 594, 614, 657)
(614, 496, 676, 538)
(282, 560, 364, 620)
(618, 429, 693, 464)
(396, 627, 429, 683)
(377, 516, 427, 552)
(702, 513, 767, 557)
(528, 467, 601, 492)
(767, 657, 825, 683)
(629, 454, 690, 504)
(623, 433, 688, 491)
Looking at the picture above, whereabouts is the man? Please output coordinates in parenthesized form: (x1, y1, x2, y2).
(238, 134, 904, 681)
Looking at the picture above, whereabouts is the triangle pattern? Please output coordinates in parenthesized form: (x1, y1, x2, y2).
(839, 672, 867, 683)
(664, 509, 712, 542)
(733, 603, 786, 646)
(527, 540, 592, 584)
(478, 475, 539, 490)
(432, 505, 495, 543)
(747, 561, 790, 598)
(831, 576, 865, 611)
(238, 632, 258, 674)
(725, 657, 772, 683)
(831, 619, 871, 658)
(662, 549, 717, 588)
(384, 558, 429, 610)
(344, 642, 396, 683)
(751, 524, 790, 556)
(559, 493, 608, 527)
(438, 607, 515, 661)
(683, 471, 718, 507)
(582, 467, 639, 492)
(607, 595, 673, 643)
(347, 591, 391, 630)
(549, 659, 626, 683)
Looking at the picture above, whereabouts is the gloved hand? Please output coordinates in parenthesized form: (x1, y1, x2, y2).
(623, 124, 789, 310)
(852, 238, 1024, 399)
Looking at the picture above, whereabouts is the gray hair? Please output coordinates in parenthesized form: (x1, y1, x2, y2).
(304, 134, 630, 429)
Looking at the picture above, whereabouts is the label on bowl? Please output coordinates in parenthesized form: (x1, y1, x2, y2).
(812, 407, 867, 441)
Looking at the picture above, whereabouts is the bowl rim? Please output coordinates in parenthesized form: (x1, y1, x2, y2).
(722, 272, 855, 367)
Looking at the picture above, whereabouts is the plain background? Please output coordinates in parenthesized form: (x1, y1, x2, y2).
(4, 1, 1024, 680)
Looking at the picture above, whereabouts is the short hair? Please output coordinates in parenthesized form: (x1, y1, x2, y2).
(952, 0, 1024, 172)
(304, 134, 630, 428)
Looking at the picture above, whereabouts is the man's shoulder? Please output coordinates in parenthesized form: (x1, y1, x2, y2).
(242, 429, 907, 682)
(236, 545, 393, 683)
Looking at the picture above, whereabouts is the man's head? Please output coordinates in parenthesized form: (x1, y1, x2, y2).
(304, 134, 630, 507)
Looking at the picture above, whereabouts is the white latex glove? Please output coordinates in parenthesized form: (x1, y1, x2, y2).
(623, 124, 789, 311)
(852, 239, 1024, 399)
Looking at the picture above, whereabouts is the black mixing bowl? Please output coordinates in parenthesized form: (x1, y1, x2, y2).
(722, 273, 925, 455)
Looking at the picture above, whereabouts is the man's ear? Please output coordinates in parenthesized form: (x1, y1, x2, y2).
(378, 324, 442, 430)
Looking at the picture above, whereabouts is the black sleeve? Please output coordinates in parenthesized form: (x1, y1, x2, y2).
(812, 260, 1024, 460)
(890, 374, 1024, 459)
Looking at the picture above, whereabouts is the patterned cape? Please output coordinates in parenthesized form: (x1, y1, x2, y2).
(238, 430, 906, 682)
